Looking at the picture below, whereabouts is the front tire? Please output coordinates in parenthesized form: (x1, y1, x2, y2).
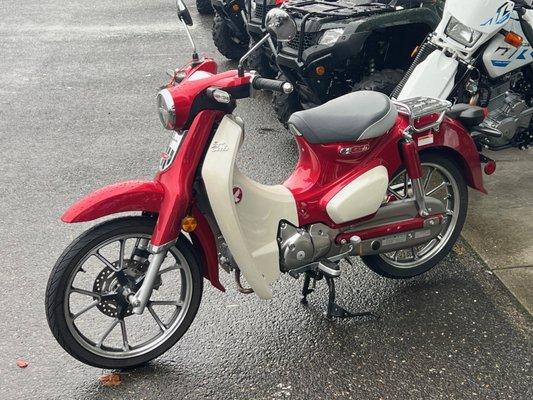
(247, 42, 277, 78)
(45, 216, 203, 369)
(212, 13, 249, 60)
(196, 0, 214, 15)
(362, 154, 468, 279)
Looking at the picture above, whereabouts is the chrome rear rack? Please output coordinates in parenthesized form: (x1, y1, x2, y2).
(392, 97, 452, 134)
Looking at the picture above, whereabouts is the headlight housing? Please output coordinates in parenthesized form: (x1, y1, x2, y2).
(318, 28, 344, 46)
(157, 89, 176, 130)
(445, 16, 482, 48)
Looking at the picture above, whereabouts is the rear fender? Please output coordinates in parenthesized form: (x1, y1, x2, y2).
(414, 119, 487, 194)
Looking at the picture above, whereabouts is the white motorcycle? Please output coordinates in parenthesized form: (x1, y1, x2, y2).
(394, 0, 533, 150)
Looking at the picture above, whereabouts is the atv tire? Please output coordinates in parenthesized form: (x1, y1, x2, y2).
(247, 44, 277, 79)
(196, 0, 214, 15)
(352, 69, 405, 96)
(272, 73, 302, 127)
(212, 13, 249, 60)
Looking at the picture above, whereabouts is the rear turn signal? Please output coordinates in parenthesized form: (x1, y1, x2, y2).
(504, 31, 523, 48)
(181, 216, 198, 232)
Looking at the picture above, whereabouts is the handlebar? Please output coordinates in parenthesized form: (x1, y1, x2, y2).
(252, 77, 294, 94)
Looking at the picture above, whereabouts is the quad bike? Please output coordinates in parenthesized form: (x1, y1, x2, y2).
(394, 0, 533, 151)
(211, 0, 284, 78)
(46, 3, 495, 369)
(272, 0, 444, 125)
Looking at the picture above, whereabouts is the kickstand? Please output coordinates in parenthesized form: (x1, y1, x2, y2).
(325, 276, 376, 320)
(301, 271, 314, 305)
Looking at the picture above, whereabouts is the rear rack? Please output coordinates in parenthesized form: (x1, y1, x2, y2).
(392, 97, 452, 134)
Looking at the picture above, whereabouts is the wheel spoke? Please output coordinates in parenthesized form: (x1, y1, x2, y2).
(96, 318, 120, 348)
(411, 247, 419, 260)
(388, 186, 404, 200)
(158, 264, 181, 276)
(93, 251, 119, 271)
(424, 167, 435, 190)
(427, 181, 448, 197)
(118, 239, 126, 271)
(72, 299, 99, 320)
(71, 287, 101, 299)
(403, 172, 409, 198)
(150, 300, 183, 307)
(120, 320, 129, 351)
(148, 305, 167, 332)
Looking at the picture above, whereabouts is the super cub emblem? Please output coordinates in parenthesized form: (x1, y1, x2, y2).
(233, 187, 243, 204)
(211, 141, 229, 152)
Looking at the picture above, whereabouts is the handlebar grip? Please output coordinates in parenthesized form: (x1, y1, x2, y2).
(252, 77, 293, 94)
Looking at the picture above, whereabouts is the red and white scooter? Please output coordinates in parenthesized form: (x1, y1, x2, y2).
(46, 2, 493, 369)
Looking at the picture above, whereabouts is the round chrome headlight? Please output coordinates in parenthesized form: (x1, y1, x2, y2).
(157, 89, 176, 130)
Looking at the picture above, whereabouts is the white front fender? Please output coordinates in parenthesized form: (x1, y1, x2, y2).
(398, 50, 459, 101)
(201, 115, 299, 299)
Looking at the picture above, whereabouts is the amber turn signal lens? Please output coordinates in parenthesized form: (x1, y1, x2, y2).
(411, 46, 420, 58)
(315, 66, 326, 76)
(181, 216, 198, 232)
(504, 31, 523, 48)
(232, 4, 240, 12)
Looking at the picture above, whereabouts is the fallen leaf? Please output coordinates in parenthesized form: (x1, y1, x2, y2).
(16, 359, 29, 368)
(99, 373, 122, 387)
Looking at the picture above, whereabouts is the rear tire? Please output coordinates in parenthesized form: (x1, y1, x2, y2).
(272, 73, 302, 127)
(196, 0, 214, 15)
(212, 13, 249, 60)
(45, 216, 204, 369)
(352, 69, 405, 96)
(362, 154, 468, 279)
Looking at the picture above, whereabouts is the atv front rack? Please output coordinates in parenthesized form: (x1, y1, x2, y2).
(392, 97, 452, 133)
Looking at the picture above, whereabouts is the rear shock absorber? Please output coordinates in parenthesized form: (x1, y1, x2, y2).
(391, 39, 438, 99)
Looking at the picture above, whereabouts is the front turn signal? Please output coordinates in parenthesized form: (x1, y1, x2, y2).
(504, 31, 523, 48)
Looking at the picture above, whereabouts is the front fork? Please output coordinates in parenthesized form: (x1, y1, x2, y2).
(401, 136, 429, 217)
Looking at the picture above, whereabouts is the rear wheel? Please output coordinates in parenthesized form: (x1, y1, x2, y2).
(196, 0, 214, 15)
(352, 69, 405, 96)
(45, 216, 203, 369)
(212, 13, 249, 60)
(362, 154, 468, 279)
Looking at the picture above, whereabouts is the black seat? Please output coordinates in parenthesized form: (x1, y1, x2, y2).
(287, 91, 398, 144)
(446, 104, 485, 129)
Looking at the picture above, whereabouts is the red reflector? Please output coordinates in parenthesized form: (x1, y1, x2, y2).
(483, 107, 490, 118)
(484, 160, 497, 175)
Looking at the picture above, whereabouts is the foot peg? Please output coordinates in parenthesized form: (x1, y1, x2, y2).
(317, 259, 341, 277)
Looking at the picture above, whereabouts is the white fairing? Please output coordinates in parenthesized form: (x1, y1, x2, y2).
(397, 50, 458, 100)
(483, 13, 533, 78)
(201, 115, 299, 299)
(326, 166, 388, 225)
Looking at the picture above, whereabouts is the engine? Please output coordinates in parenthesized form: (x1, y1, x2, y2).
(481, 73, 533, 149)
(278, 222, 341, 271)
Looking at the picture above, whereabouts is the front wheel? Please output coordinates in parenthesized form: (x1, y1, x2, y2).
(196, 0, 214, 15)
(272, 73, 302, 127)
(45, 216, 203, 369)
(362, 154, 468, 279)
(212, 13, 249, 60)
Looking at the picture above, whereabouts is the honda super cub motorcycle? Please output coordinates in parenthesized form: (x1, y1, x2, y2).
(394, 0, 533, 150)
(46, 2, 493, 369)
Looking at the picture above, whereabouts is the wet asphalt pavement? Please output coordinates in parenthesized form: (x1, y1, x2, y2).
(0, 1, 532, 399)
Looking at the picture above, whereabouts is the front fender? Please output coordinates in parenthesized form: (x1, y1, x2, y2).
(62, 180, 164, 223)
(61, 180, 224, 291)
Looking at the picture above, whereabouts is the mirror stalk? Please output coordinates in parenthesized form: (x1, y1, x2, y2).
(238, 33, 271, 77)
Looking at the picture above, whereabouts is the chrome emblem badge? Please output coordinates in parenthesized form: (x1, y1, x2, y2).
(211, 141, 229, 152)
(233, 187, 243, 204)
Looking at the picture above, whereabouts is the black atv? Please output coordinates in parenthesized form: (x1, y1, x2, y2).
(272, 0, 444, 125)
(210, 0, 282, 77)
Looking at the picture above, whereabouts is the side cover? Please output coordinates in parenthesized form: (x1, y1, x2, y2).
(201, 116, 299, 299)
